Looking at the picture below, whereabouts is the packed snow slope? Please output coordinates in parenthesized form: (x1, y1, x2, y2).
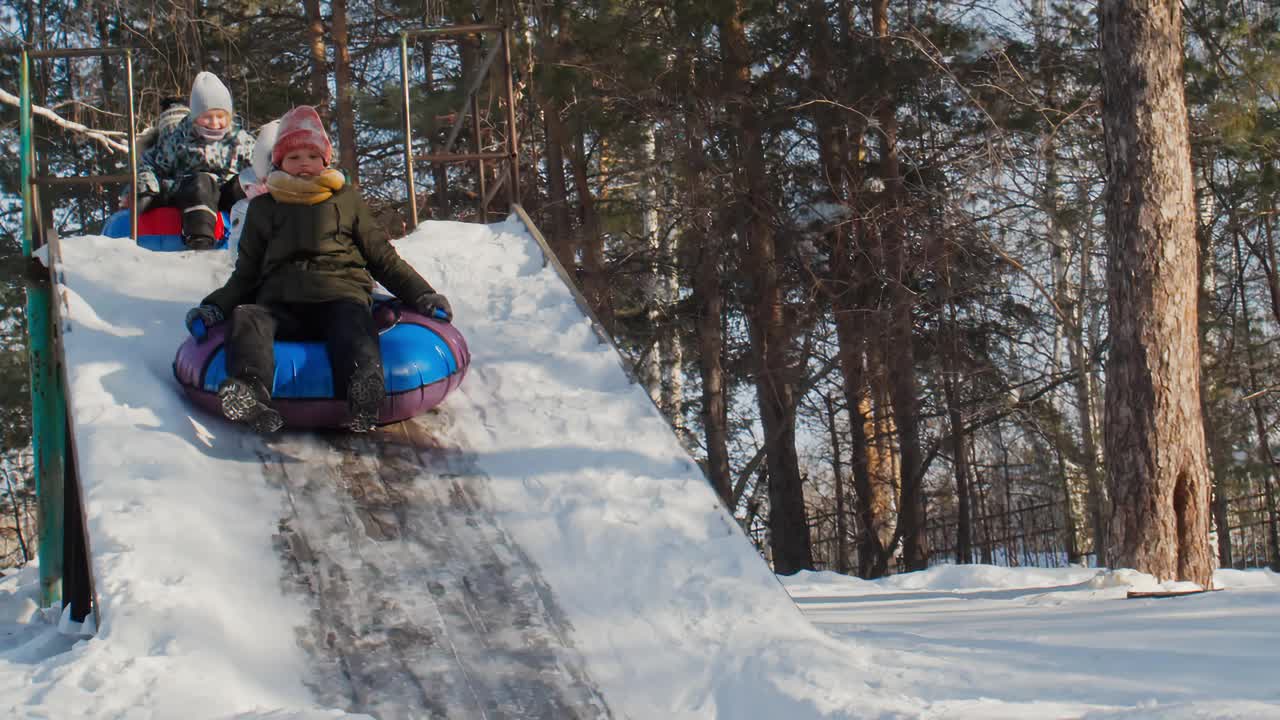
(1, 215, 909, 718)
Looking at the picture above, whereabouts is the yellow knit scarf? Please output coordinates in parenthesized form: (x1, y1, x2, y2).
(266, 169, 346, 205)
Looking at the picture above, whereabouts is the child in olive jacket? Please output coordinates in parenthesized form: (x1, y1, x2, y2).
(185, 106, 452, 433)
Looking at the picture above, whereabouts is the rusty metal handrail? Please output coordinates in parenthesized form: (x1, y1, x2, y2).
(22, 47, 138, 242)
(398, 25, 520, 226)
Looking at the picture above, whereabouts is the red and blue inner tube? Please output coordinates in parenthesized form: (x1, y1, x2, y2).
(103, 207, 230, 251)
(173, 299, 469, 429)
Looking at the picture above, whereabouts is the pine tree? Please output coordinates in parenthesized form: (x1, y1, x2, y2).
(1100, 0, 1215, 586)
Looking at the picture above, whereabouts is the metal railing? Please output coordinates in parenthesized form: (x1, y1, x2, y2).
(17, 46, 130, 624)
(398, 24, 520, 226)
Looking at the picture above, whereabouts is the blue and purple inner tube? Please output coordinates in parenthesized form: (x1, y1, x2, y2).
(173, 300, 470, 429)
(103, 206, 230, 251)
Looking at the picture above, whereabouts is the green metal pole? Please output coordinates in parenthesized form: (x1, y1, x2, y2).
(20, 52, 32, 251)
(20, 51, 67, 609)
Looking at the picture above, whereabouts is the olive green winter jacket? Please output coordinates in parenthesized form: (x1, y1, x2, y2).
(202, 185, 434, 315)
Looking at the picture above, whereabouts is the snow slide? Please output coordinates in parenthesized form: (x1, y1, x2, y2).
(27, 213, 898, 718)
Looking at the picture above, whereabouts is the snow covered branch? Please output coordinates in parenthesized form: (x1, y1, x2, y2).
(0, 87, 129, 154)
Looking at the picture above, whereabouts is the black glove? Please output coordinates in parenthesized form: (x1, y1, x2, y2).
(185, 304, 225, 340)
(414, 292, 453, 322)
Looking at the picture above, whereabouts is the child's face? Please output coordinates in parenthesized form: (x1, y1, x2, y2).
(194, 110, 230, 131)
(281, 149, 327, 178)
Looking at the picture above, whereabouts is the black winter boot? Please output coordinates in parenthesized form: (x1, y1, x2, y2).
(345, 372, 384, 433)
(218, 377, 284, 433)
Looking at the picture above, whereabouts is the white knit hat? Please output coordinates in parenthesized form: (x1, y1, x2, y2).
(251, 119, 281, 179)
(190, 72, 233, 118)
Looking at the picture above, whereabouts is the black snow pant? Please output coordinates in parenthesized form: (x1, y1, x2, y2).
(225, 300, 384, 406)
(172, 172, 245, 248)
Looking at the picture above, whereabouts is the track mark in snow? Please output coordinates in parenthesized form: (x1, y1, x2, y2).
(262, 413, 611, 719)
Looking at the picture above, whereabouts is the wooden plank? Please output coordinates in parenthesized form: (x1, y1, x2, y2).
(261, 414, 612, 718)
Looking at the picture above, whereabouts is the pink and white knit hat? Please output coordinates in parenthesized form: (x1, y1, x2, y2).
(271, 106, 333, 167)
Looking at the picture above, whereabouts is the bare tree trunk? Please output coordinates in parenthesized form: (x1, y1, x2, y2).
(1232, 231, 1280, 570)
(534, 5, 573, 263)
(872, 0, 927, 571)
(674, 51, 719, 482)
(807, 0, 883, 577)
(1040, 52, 1090, 564)
(1197, 174, 1231, 568)
(824, 395, 849, 573)
(302, 0, 331, 122)
(720, 1, 812, 574)
(569, 122, 611, 329)
(694, 228, 732, 506)
(942, 307, 972, 564)
(1100, 0, 1214, 586)
(641, 125, 663, 402)
(1070, 201, 1108, 565)
(542, 106, 572, 261)
(331, 0, 358, 185)
(834, 301, 886, 577)
(418, 40, 450, 220)
(95, 5, 117, 108)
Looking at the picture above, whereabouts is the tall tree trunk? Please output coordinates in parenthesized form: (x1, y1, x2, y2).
(807, 0, 886, 576)
(1069, 197, 1108, 566)
(302, 0, 331, 122)
(872, 0, 927, 571)
(867, 359, 899, 555)
(1042, 93, 1089, 565)
(1232, 231, 1280, 570)
(679, 41, 730, 506)
(641, 125, 663, 403)
(942, 306, 972, 564)
(1100, 0, 1214, 586)
(570, 121, 611, 329)
(534, 5, 573, 263)
(419, 39, 450, 220)
(834, 298, 886, 577)
(542, 106, 572, 262)
(95, 5, 116, 108)
(332, 0, 358, 185)
(720, 1, 812, 574)
(824, 395, 849, 573)
(1195, 172, 1232, 568)
(694, 228, 732, 506)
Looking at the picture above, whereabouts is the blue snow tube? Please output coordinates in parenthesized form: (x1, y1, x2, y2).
(173, 299, 471, 429)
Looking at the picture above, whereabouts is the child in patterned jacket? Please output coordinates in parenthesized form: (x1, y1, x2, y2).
(136, 72, 255, 249)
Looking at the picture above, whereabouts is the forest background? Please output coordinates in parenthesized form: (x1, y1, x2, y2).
(0, 0, 1275, 580)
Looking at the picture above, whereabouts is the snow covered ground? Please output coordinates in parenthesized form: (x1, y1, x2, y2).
(786, 566, 1280, 718)
(0, 215, 1276, 718)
